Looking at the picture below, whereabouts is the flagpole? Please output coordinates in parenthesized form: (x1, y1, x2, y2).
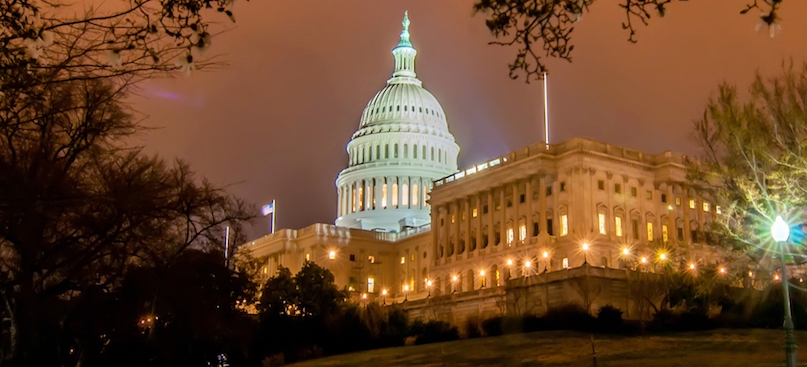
(224, 226, 230, 261)
(271, 199, 276, 234)
(543, 71, 550, 150)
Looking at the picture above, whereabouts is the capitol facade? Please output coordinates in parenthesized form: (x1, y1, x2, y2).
(243, 13, 723, 322)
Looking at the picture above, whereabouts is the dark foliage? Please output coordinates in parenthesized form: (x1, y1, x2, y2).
(412, 320, 460, 345)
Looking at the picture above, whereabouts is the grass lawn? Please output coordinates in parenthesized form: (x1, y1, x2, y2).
(287, 329, 807, 367)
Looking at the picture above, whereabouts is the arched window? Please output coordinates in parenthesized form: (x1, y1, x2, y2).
(381, 182, 388, 208)
(392, 183, 398, 206)
(368, 146, 373, 161)
(422, 145, 426, 160)
(394, 144, 399, 158)
(402, 183, 409, 206)
(438, 148, 442, 162)
(413, 144, 418, 158)
(404, 144, 408, 158)
(376, 145, 380, 160)
(385, 144, 389, 159)
(412, 183, 418, 207)
(357, 185, 363, 211)
(431, 147, 434, 161)
(351, 187, 357, 213)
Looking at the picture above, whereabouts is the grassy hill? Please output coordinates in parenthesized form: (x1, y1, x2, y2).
(286, 329, 807, 367)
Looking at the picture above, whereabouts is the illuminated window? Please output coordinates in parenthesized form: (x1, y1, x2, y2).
(352, 188, 357, 212)
(647, 222, 654, 240)
(461, 212, 465, 221)
(412, 184, 418, 206)
(367, 277, 375, 293)
(562, 257, 569, 269)
(357, 186, 363, 211)
(495, 270, 500, 286)
(703, 202, 710, 212)
(689, 199, 695, 209)
(451, 215, 455, 224)
(423, 186, 428, 207)
(410, 253, 415, 261)
(507, 227, 514, 244)
(598, 213, 606, 234)
(472, 208, 478, 217)
(615, 217, 623, 237)
(368, 255, 375, 263)
(519, 224, 526, 241)
(560, 215, 569, 236)
(662, 225, 669, 242)
(392, 183, 398, 206)
(675, 197, 681, 206)
(381, 184, 388, 208)
(305, 253, 310, 261)
(401, 256, 405, 264)
(716, 206, 722, 214)
(401, 183, 409, 206)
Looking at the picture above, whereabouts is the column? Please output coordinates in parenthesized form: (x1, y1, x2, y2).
(512, 180, 519, 245)
(667, 182, 676, 242)
(526, 177, 533, 240)
(487, 189, 494, 247)
(431, 204, 440, 261)
(453, 199, 461, 256)
(499, 187, 507, 246)
(538, 176, 547, 234)
(682, 185, 691, 244)
(476, 192, 483, 250)
(464, 197, 471, 253)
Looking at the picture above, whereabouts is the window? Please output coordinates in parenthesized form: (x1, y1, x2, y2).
(716, 205, 722, 214)
(381, 184, 388, 208)
(483, 205, 489, 214)
(562, 257, 569, 269)
(662, 224, 669, 242)
(519, 224, 526, 241)
(403, 143, 408, 158)
(507, 228, 514, 244)
(411, 253, 415, 261)
(401, 183, 409, 206)
(676, 197, 681, 206)
(560, 182, 566, 192)
(632, 219, 639, 239)
(646, 190, 653, 200)
(598, 180, 605, 190)
(703, 202, 710, 212)
(412, 184, 418, 206)
(367, 277, 375, 293)
(357, 186, 363, 211)
(601, 257, 608, 267)
(661, 194, 667, 203)
(520, 194, 525, 203)
(385, 144, 389, 158)
(546, 186, 553, 196)
(451, 215, 455, 224)
(368, 255, 375, 263)
(472, 208, 478, 217)
(533, 221, 540, 236)
(461, 212, 466, 221)
(647, 222, 654, 240)
(376, 145, 380, 159)
(615, 217, 623, 237)
(507, 199, 512, 207)
(394, 144, 399, 158)
(631, 187, 638, 197)
(598, 213, 606, 234)
(438, 148, 441, 162)
(560, 214, 569, 236)
(305, 253, 310, 261)
(351, 188, 357, 212)
(689, 199, 695, 209)
(547, 219, 554, 236)
(413, 144, 418, 158)
(615, 184, 621, 194)
(392, 183, 398, 206)
(350, 254, 355, 261)
(431, 147, 434, 161)
(401, 256, 405, 264)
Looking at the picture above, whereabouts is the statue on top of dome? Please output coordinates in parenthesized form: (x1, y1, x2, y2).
(398, 11, 412, 48)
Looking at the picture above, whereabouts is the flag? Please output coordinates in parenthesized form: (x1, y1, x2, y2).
(262, 202, 274, 216)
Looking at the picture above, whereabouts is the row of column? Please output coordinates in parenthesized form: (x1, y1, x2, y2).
(338, 176, 432, 217)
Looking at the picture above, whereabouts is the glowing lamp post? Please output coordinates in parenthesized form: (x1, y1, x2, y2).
(582, 243, 590, 264)
(479, 270, 486, 288)
(381, 289, 387, 305)
(452, 275, 458, 293)
(524, 261, 531, 278)
(403, 284, 409, 301)
(772, 215, 797, 367)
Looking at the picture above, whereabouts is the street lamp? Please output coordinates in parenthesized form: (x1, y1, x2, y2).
(479, 269, 486, 288)
(452, 275, 458, 293)
(582, 243, 589, 264)
(772, 215, 797, 367)
(403, 284, 409, 301)
(425, 279, 432, 297)
(525, 261, 532, 277)
(381, 289, 387, 305)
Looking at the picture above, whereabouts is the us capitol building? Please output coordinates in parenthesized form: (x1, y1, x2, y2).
(243, 13, 723, 321)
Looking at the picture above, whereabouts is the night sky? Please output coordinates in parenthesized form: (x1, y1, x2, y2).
(131, 1, 807, 237)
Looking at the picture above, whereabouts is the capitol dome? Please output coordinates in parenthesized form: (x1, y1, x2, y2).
(335, 12, 459, 232)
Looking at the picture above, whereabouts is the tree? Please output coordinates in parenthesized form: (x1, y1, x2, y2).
(472, 0, 788, 81)
(692, 63, 807, 264)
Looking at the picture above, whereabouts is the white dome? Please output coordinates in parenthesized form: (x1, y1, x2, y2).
(335, 12, 459, 232)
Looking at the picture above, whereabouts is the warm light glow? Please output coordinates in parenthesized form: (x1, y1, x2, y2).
(689, 263, 695, 270)
(543, 251, 549, 258)
(382, 289, 387, 295)
(329, 251, 336, 260)
(622, 248, 630, 256)
(426, 280, 432, 286)
(480, 269, 485, 276)
(659, 253, 667, 261)
(361, 293, 367, 299)
(641, 257, 647, 264)
(749, 271, 754, 277)
(403, 285, 409, 292)
(452, 275, 458, 282)
(582, 243, 589, 251)
(719, 267, 726, 274)
(775, 274, 781, 281)
(525, 261, 532, 268)
(772, 215, 790, 242)
(506, 259, 513, 266)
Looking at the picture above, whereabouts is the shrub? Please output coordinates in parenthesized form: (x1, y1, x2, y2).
(596, 305, 623, 331)
(544, 304, 595, 331)
(482, 316, 503, 336)
(414, 320, 459, 345)
(463, 315, 484, 339)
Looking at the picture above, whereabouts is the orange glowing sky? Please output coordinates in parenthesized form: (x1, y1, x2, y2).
(131, 0, 807, 235)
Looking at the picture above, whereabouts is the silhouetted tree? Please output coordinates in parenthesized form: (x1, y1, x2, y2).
(472, 0, 788, 81)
